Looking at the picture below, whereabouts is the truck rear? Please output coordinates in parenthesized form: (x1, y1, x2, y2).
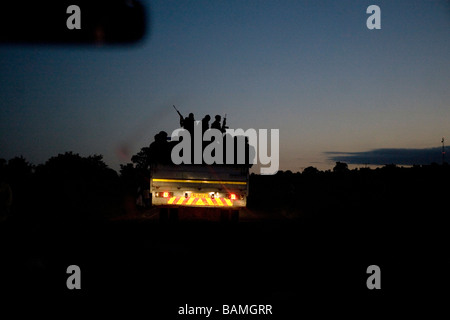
(150, 164, 249, 222)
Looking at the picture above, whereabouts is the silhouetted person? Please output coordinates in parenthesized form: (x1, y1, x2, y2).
(201, 115, 211, 135)
(149, 131, 171, 165)
(181, 113, 195, 137)
(211, 115, 225, 133)
(148, 133, 160, 165)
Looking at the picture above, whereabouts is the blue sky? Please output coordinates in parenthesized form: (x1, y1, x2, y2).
(1, 0, 449, 172)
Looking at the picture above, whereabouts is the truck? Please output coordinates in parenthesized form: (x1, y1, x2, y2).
(150, 163, 249, 222)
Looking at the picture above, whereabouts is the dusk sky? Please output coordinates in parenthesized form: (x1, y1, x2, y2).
(1, 0, 449, 173)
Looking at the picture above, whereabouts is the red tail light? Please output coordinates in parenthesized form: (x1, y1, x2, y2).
(163, 192, 169, 198)
(230, 193, 236, 200)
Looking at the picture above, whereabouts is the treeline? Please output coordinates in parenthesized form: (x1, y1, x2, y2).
(1, 152, 449, 223)
(249, 162, 450, 224)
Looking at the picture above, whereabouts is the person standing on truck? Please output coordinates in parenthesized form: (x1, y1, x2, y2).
(211, 115, 225, 133)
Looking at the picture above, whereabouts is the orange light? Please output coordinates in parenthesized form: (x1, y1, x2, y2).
(230, 193, 236, 200)
(163, 192, 169, 198)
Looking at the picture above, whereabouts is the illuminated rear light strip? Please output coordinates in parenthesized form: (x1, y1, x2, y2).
(153, 178, 246, 185)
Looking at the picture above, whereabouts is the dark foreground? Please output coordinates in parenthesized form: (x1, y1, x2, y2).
(0, 210, 448, 318)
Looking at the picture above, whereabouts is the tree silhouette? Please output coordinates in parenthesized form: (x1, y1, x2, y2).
(32, 152, 120, 220)
(131, 147, 152, 171)
(333, 161, 349, 173)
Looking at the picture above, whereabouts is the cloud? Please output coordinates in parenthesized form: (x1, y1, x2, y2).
(325, 147, 448, 166)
